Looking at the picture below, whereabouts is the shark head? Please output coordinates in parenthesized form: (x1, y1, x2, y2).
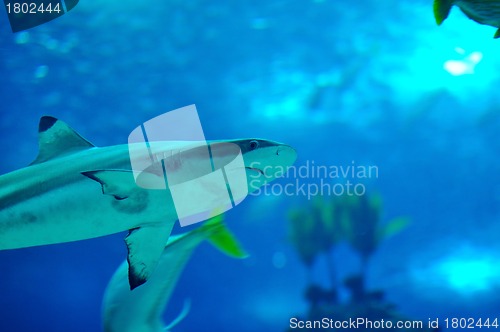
(133, 138, 297, 194)
(212, 139, 297, 193)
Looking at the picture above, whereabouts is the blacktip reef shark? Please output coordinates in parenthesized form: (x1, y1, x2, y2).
(0, 116, 297, 289)
(102, 214, 247, 332)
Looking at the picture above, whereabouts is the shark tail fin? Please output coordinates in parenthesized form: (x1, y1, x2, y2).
(202, 214, 249, 259)
(433, 0, 453, 25)
(163, 299, 191, 332)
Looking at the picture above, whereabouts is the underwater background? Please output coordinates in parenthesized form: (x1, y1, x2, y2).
(0, 0, 499, 331)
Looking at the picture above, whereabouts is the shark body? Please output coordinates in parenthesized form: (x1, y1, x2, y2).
(0, 116, 297, 288)
(102, 214, 247, 332)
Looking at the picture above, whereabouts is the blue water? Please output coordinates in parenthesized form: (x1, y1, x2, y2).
(0, 1, 499, 331)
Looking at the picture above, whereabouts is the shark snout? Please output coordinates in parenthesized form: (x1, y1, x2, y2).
(275, 144, 297, 166)
(276, 144, 296, 158)
(249, 143, 297, 180)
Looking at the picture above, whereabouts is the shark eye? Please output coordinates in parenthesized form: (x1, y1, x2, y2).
(249, 140, 259, 151)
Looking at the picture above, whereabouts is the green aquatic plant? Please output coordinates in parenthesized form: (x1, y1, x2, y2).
(288, 193, 409, 282)
(288, 196, 347, 287)
(289, 197, 347, 254)
(286, 192, 428, 331)
(288, 208, 319, 267)
(341, 193, 410, 274)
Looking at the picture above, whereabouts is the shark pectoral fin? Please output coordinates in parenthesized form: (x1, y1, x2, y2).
(494, 28, 500, 39)
(82, 170, 140, 200)
(31, 116, 95, 165)
(203, 215, 249, 259)
(125, 224, 171, 290)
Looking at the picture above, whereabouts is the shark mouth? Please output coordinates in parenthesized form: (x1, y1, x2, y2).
(245, 166, 265, 176)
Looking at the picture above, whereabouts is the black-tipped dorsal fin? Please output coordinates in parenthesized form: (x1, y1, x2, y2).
(31, 116, 95, 165)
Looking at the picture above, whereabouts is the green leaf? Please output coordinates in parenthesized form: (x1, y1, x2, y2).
(377, 217, 410, 242)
